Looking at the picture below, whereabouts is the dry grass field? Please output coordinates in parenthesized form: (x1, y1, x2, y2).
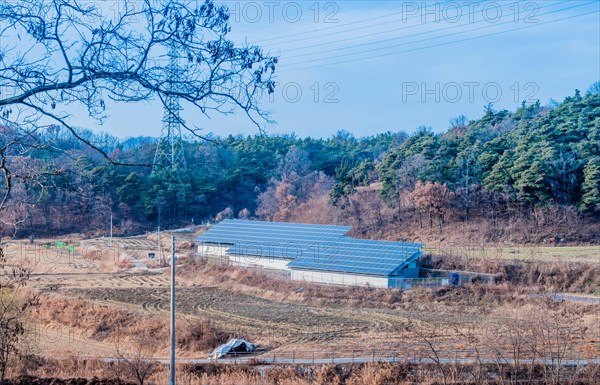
(424, 244, 600, 263)
(3, 230, 599, 384)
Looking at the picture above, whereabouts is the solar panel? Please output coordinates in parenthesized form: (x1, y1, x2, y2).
(287, 238, 423, 276)
(196, 219, 351, 245)
(196, 219, 424, 276)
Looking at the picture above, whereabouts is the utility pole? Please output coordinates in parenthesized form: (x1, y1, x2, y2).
(110, 214, 113, 246)
(170, 235, 176, 385)
(157, 226, 162, 265)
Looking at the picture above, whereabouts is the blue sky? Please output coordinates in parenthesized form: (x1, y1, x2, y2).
(89, 0, 600, 138)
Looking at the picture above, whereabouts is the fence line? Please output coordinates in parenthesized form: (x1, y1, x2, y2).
(423, 268, 499, 282)
(217, 348, 596, 367)
(79, 348, 595, 365)
(201, 255, 495, 289)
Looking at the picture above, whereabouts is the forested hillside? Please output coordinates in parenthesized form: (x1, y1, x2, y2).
(1, 89, 599, 243)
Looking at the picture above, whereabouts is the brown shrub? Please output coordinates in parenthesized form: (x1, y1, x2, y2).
(176, 318, 230, 352)
(30, 294, 227, 353)
(9, 360, 600, 385)
(115, 259, 134, 269)
(422, 254, 600, 293)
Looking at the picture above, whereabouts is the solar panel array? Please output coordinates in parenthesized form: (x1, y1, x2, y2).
(287, 238, 423, 276)
(196, 219, 423, 276)
(196, 219, 351, 244)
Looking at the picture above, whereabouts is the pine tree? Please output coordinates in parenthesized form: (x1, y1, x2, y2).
(580, 158, 600, 211)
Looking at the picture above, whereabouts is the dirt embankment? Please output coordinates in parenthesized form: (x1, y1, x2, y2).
(1, 377, 134, 385)
(422, 254, 600, 294)
(9, 361, 600, 385)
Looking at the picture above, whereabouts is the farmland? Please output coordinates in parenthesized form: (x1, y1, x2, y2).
(1, 0, 598, 383)
(0, 223, 597, 384)
(10, 230, 598, 366)
(424, 244, 600, 263)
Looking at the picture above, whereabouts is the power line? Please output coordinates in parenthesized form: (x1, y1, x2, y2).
(278, 9, 598, 73)
(281, 1, 594, 66)
(283, 0, 568, 58)
(278, 3, 597, 71)
(256, 0, 456, 46)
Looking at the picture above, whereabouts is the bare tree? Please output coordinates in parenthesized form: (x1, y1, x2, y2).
(111, 331, 157, 385)
(485, 311, 540, 385)
(255, 180, 279, 221)
(0, 243, 37, 381)
(0, 0, 277, 216)
(406, 181, 452, 236)
(532, 306, 587, 385)
(215, 206, 233, 222)
(256, 151, 333, 222)
(449, 115, 468, 130)
(0, 0, 276, 377)
(409, 321, 450, 385)
(455, 325, 486, 385)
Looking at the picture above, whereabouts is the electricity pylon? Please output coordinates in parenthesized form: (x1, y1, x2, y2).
(153, 43, 186, 171)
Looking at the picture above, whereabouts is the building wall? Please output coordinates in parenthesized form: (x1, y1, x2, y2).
(402, 267, 420, 278)
(228, 255, 291, 270)
(199, 242, 419, 287)
(291, 269, 389, 288)
(198, 243, 292, 270)
(198, 243, 229, 257)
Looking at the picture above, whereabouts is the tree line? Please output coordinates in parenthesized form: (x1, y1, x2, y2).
(0, 88, 598, 239)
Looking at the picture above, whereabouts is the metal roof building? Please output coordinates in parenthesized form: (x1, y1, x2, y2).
(196, 219, 423, 288)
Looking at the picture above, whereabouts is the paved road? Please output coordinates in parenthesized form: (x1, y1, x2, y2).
(529, 293, 600, 304)
(185, 357, 600, 367)
(552, 293, 600, 304)
(138, 355, 600, 367)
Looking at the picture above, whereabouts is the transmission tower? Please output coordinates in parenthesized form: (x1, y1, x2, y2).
(154, 43, 186, 171)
